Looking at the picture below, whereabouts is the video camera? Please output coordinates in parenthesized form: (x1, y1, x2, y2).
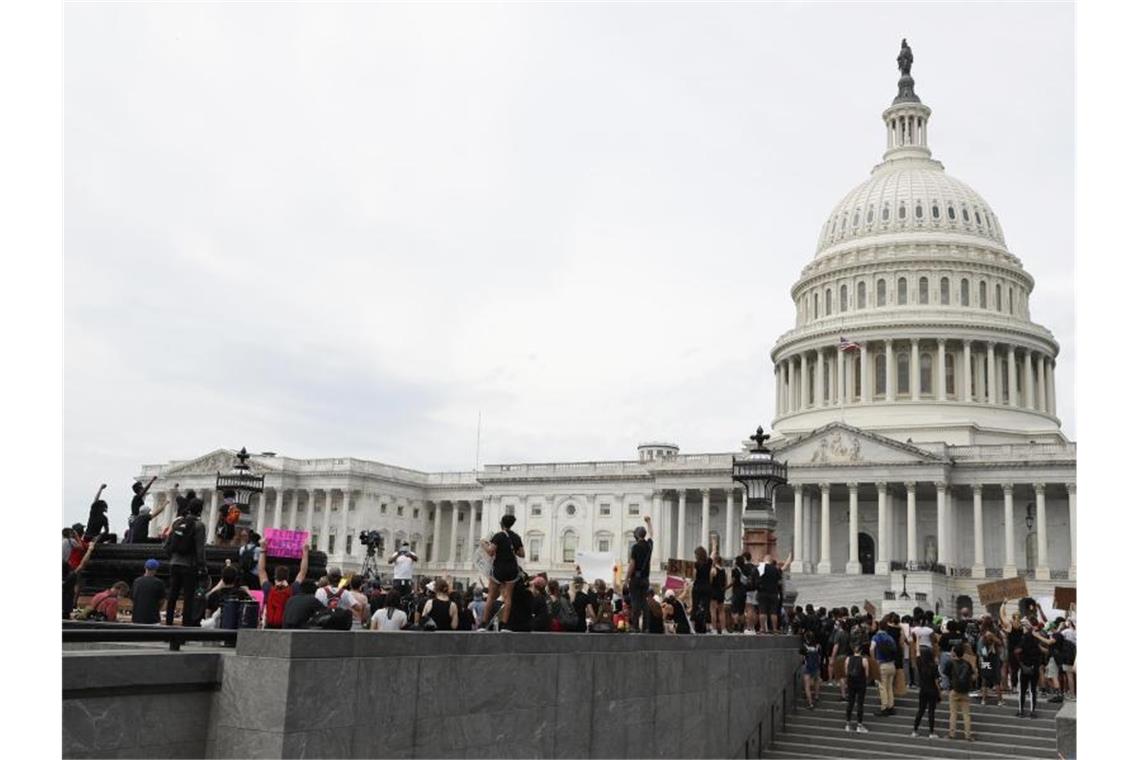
(358, 529, 383, 556)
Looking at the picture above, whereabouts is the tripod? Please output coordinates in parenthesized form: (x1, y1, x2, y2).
(360, 547, 383, 580)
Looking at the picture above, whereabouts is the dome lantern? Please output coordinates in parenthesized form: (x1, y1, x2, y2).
(881, 39, 933, 163)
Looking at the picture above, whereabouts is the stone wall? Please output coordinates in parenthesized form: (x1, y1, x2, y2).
(64, 632, 801, 759)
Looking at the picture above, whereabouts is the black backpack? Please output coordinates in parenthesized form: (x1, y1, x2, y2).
(950, 659, 973, 693)
(876, 633, 897, 661)
(165, 516, 198, 558)
(742, 564, 759, 592)
(846, 655, 866, 684)
(239, 545, 257, 575)
(555, 597, 580, 630)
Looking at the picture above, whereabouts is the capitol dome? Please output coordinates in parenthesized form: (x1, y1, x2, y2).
(770, 47, 1064, 446)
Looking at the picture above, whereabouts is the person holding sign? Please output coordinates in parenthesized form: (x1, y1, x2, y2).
(478, 513, 524, 630)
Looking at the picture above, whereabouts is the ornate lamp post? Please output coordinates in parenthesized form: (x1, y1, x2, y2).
(731, 425, 788, 562)
(215, 447, 265, 530)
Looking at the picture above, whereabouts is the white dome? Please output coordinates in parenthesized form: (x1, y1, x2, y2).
(815, 159, 1006, 256)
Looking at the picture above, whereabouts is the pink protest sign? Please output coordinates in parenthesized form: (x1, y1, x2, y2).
(664, 575, 685, 591)
(247, 589, 264, 613)
(264, 528, 309, 559)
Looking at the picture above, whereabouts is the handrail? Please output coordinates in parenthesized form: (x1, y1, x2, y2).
(62, 621, 237, 651)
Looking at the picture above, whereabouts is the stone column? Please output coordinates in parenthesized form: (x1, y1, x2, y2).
(875, 482, 889, 574)
(273, 490, 284, 530)
(905, 481, 917, 565)
(724, 489, 735, 556)
(818, 484, 832, 574)
(860, 343, 870, 403)
(972, 485, 986, 578)
(846, 483, 860, 574)
(467, 501, 477, 562)
(1036, 354, 1047, 412)
(885, 339, 896, 401)
(1002, 485, 1016, 578)
(791, 484, 805, 573)
(1006, 345, 1017, 406)
(1034, 483, 1049, 579)
(259, 490, 273, 534)
(205, 490, 219, 544)
(935, 482, 947, 566)
(289, 490, 299, 529)
(910, 340, 920, 399)
(320, 490, 333, 545)
(836, 347, 845, 404)
(937, 339, 947, 400)
(303, 491, 315, 536)
(450, 501, 460, 564)
(814, 349, 824, 408)
(1023, 350, 1035, 410)
(1046, 360, 1057, 415)
(700, 488, 711, 550)
(1066, 483, 1076, 580)
(986, 342, 997, 404)
(431, 501, 442, 564)
(676, 490, 687, 559)
(339, 490, 351, 558)
(963, 341, 973, 402)
(799, 354, 809, 411)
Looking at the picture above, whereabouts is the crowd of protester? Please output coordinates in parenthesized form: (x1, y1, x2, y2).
(789, 600, 1076, 740)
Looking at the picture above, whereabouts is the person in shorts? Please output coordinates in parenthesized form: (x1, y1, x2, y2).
(479, 513, 524, 630)
(756, 554, 782, 634)
(801, 631, 823, 708)
(729, 555, 749, 632)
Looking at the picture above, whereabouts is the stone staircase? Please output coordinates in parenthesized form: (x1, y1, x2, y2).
(765, 683, 1063, 759)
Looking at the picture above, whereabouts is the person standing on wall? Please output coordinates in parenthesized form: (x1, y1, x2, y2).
(478, 513, 524, 631)
(164, 496, 206, 626)
(625, 515, 653, 633)
(691, 545, 712, 634)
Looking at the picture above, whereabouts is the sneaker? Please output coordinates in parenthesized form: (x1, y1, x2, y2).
(910, 731, 918, 738)
(1015, 711, 1025, 719)
(929, 733, 940, 739)
(844, 723, 852, 732)
(969, 691, 981, 698)
(1029, 710, 1038, 719)
(856, 724, 869, 734)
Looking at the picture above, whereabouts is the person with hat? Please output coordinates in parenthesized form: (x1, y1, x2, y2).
(127, 498, 168, 544)
(130, 559, 167, 624)
(126, 476, 158, 539)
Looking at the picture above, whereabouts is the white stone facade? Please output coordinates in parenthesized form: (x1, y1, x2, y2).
(136, 50, 1075, 597)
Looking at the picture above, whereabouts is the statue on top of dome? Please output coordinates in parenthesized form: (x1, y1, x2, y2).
(897, 38, 913, 76)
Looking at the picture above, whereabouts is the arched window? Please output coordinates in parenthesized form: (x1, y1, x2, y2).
(866, 206, 875, 226)
(897, 352, 910, 395)
(1008, 287, 1014, 314)
(979, 281, 988, 309)
(897, 277, 908, 305)
(853, 210, 860, 226)
(996, 285, 1002, 311)
(974, 210, 982, 225)
(814, 293, 819, 319)
(915, 203, 924, 219)
(932, 204, 941, 220)
(882, 206, 890, 222)
(920, 353, 933, 395)
(919, 277, 929, 304)
(840, 284, 848, 312)
(825, 289, 832, 315)
(874, 354, 886, 395)
(960, 278, 970, 306)
(948, 205, 957, 221)
(857, 281, 867, 309)
(876, 279, 887, 306)
(940, 277, 950, 305)
(562, 530, 578, 563)
(945, 353, 956, 396)
(898, 204, 907, 220)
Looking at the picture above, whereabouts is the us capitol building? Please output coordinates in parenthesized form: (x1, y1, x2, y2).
(138, 45, 1075, 611)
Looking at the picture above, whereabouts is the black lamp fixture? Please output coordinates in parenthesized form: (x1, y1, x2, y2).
(215, 447, 265, 526)
(731, 425, 788, 513)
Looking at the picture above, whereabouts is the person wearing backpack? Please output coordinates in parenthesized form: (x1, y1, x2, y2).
(844, 641, 871, 733)
(236, 530, 261, 588)
(942, 642, 977, 741)
(164, 497, 206, 626)
(257, 541, 310, 629)
(871, 620, 899, 715)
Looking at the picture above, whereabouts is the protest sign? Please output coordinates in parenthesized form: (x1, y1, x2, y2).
(664, 575, 685, 591)
(863, 599, 877, 618)
(977, 577, 1029, 606)
(263, 528, 309, 559)
(667, 559, 696, 579)
(1054, 586, 1076, 610)
(473, 545, 493, 579)
(575, 551, 616, 585)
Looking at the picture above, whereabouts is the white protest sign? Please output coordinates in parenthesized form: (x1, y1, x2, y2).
(575, 550, 616, 585)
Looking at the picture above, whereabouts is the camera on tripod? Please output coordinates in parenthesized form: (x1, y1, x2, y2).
(358, 529, 383, 556)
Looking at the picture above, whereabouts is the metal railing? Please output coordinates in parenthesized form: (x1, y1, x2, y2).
(63, 621, 237, 651)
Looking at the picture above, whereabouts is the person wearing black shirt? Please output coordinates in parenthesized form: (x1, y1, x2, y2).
(691, 546, 712, 634)
(84, 484, 110, 542)
(283, 580, 325, 629)
(756, 554, 784, 633)
(130, 559, 167, 624)
(625, 515, 653, 633)
(570, 578, 591, 633)
(479, 513, 525, 630)
(529, 576, 551, 632)
(164, 498, 207, 626)
(729, 556, 748, 633)
(1015, 620, 1052, 718)
(710, 554, 727, 634)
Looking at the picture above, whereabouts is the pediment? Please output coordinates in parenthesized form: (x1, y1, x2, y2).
(163, 449, 276, 477)
(774, 423, 946, 467)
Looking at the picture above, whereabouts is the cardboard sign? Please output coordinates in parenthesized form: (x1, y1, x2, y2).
(1054, 586, 1076, 610)
(263, 528, 309, 559)
(863, 599, 877, 618)
(977, 577, 1029, 606)
(576, 551, 617, 586)
(667, 559, 696, 579)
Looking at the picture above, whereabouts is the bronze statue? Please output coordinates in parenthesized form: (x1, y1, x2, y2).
(897, 38, 913, 77)
(751, 425, 771, 449)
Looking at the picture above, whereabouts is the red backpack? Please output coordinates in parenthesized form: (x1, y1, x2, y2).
(324, 587, 344, 611)
(265, 585, 292, 628)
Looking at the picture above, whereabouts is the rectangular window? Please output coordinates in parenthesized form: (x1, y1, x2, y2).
(310, 532, 319, 551)
(327, 533, 336, 554)
(346, 534, 353, 555)
(505, 505, 515, 516)
(531, 504, 542, 517)
(600, 503, 611, 516)
(458, 512, 465, 522)
(397, 505, 404, 517)
(598, 539, 610, 553)
(627, 503, 640, 516)
(529, 539, 541, 562)
(413, 508, 420, 519)
(380, 504, 387, 514)
(562, 534, 578, 563)
(349, 502, 355, 511)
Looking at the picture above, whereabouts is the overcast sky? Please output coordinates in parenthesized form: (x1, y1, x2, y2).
(64, 2, 1074, 530)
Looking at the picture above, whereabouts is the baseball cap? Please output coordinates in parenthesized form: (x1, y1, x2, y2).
(145, 559, 160, 571)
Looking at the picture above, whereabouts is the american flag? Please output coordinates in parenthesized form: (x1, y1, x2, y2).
(838, 336, 862, 352)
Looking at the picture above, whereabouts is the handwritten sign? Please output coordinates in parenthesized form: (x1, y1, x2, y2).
(473, 545, 493, 580)
(263, 528, 309, 559)
(664, 575, 685, 591)
(576, 551, 617, 586)
(1054, 586, 1076, 610)
(977, 576, 1029, 607)
(666, 559, 696, 579)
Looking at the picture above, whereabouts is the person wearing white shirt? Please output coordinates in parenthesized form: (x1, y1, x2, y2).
(388, 544, 418, 597)
(371, 590, 409, 631)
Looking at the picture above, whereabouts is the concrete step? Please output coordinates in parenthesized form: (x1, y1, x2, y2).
(797, 702, 1057, 737)
(785, 712, 1056, 748)
(770, 729, 1055, 760)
